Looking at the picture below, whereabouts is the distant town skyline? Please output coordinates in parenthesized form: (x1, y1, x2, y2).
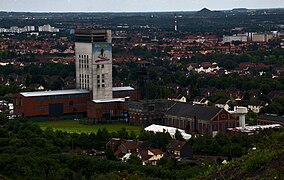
(0, 0, 284, 12)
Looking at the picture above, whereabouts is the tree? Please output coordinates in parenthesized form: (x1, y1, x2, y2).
(127, 154, 142, 165)
(174, 130, 184, 141)
(105, 147, 116, 160)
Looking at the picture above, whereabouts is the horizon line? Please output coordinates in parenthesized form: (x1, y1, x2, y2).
(0, 7, 284, 14)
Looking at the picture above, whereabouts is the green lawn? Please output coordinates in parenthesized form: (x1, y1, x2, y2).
(35, 120, 143, 134)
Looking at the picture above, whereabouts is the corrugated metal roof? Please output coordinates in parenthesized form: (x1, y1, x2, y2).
(20, 89, 90, 97)
(112, 86, 135, 92)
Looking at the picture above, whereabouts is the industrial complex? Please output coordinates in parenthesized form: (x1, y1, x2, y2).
(13, 29, 282, 135)
(14, 29, 138, 123)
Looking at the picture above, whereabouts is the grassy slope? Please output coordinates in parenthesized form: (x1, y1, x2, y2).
(35, 120, 143, 134)
(200, 130, 284, 179)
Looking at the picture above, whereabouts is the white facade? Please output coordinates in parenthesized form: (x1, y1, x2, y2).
(38, 24, 59, 32)
(75, 29, 113, 100)
(222, 34, 248, 43)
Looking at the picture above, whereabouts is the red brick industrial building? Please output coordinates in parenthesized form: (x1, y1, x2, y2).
(164, 102, 238, 134)
(14, 87, 137, 122)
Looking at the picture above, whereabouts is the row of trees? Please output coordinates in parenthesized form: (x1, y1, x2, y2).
(0, 114, 281, 179)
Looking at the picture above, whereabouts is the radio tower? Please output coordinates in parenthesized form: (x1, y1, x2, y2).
(174, 13, 178, 31)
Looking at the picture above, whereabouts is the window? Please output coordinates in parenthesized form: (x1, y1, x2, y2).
(97, 84, 100, 88)
(214, 122, 217, 130)
(221, 114, 227, 119)
(102, 64, 104, 68)
(102, 84, 105, 87)
(97, 80, 100, 83)
(97, 65, 100, 68)
(97, 75, 100, 78)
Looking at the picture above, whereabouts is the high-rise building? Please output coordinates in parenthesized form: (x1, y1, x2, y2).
(75, 29, 113, 100)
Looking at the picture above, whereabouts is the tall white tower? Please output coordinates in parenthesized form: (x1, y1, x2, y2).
(174, 13, 178, 32)
(75, 29, 113, 100)
(234, 106, 248, 128)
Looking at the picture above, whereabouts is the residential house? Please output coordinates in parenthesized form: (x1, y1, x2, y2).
(248, 101, 267, 113)
(215, 99, 231, 110)
(114, 140, 149, 160)
(167, 94, 187, 103)
(267, 91, 284, 101)
(138, 149, 164, 165)
(193, 96, 208, 106)
(106, 138, 124, 152)
(166, 140, 193, 160)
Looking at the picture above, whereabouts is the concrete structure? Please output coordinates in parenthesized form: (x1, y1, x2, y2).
(251, 33, 275, 42)
(75, 29, 112, 100)
(38, 24, 59, 32)
(235, 106, 247, 128)
(222, 34, 248, 43)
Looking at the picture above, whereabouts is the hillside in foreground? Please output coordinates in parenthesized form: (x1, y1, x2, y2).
(200, 130, 284, 179)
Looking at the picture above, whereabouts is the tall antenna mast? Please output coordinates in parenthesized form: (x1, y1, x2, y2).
(174, 13, 178, 32)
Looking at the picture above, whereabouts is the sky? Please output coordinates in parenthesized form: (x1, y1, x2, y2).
(0, 0, 284, 12)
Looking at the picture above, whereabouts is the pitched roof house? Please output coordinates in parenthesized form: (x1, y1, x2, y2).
(166, 140, 193, 160)
(138, 149, 164, 165)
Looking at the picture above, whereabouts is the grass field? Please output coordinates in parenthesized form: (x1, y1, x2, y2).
(35, 120, 143, 134)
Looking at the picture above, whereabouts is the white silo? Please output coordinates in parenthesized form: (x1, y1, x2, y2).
(234, 106, 248, 128)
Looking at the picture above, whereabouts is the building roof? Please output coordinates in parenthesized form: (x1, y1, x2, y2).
(121, 141, 138, 151)
(166, 102, 221, 121)
(20, 89, 90, 97)
(166, 140, 187, 151)
(258, 114, 284, 122)
(139, 150, 152, 161)
(149, 149, 163, 156)
(215, 98, 230, 105)
(227, 124, 282, 133)
(93, 98, 125, 103)
(144, 124, 191, 140)
(112, 86, 135, 92)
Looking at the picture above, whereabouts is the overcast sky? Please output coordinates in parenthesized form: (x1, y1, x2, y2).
(1, 0, 283, 12)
